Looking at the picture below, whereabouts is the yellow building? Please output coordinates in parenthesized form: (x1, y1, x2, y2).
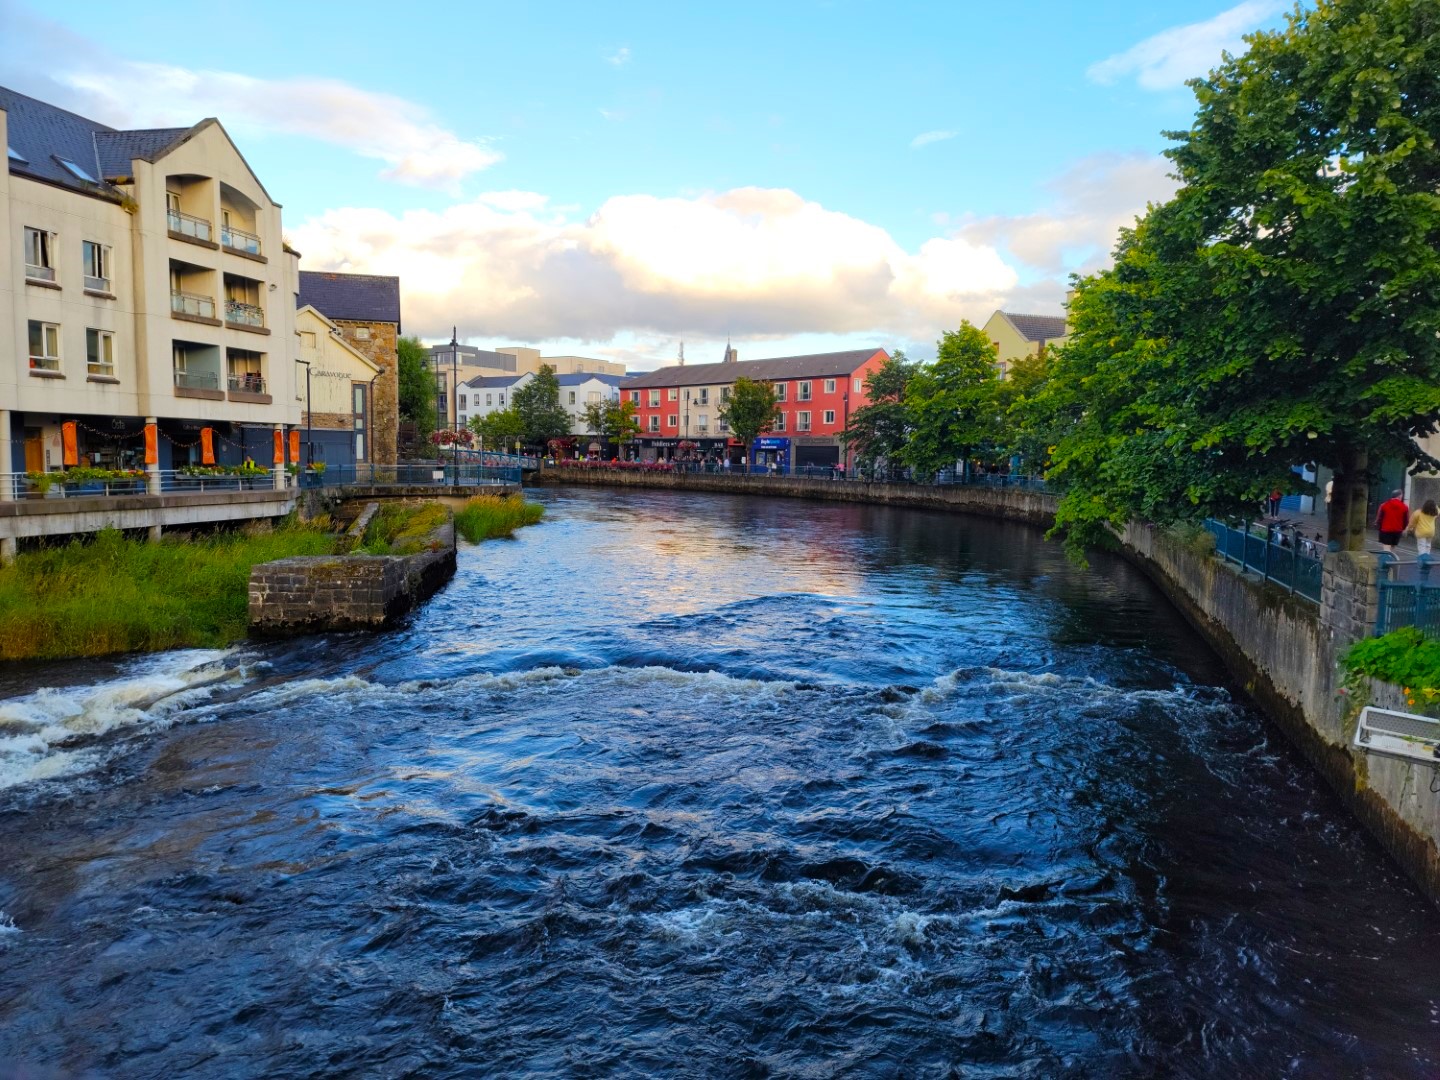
(295, 306, 383, 464)
(981, 310, 1069, 380)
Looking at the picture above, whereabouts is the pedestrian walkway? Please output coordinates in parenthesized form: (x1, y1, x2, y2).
(1271, 506, 1431, 583)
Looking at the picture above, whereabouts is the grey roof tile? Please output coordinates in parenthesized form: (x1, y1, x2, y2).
(620, 348, 884, 390)
(298, 271, 402, 326)
(1002, 312, 1068, 343)
(94, 128, 190, 179)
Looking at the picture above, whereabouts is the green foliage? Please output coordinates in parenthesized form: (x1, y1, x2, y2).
(718, 377, 779, 452)
(1343, 628, 1440, 713)
(0, 524, 338, 660)
(582, 398, 642, 450)
(397, 335, 437, 441)
(354, 502, 449, 555)
(469, 407, 527, 446)
(453, 495, 544, 543)
(900, 322, 1000, 481)
(512, 365, 573, 447)
(1030, 0, 1440, 555)
(840, 349, 916, 479)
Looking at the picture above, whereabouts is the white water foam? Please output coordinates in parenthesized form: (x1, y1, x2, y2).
(0, 649, 245, 792)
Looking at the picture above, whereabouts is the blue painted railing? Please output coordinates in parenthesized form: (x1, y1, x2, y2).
(1204, 519, 1325, 603)
(1376, 555, 1440, 638)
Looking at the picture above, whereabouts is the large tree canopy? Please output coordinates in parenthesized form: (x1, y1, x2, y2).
(900, 323, 1000, 481)
(719, 378, 780, 459)
(840, 349, 916, 479)
(396, 336, 436, 442)
(1036, 0, 1440, 552)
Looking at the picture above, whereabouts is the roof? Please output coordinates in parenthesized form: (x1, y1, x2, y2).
(1000, 312, 1068, 343)
(462, 374, 529, 389)
(620, 348, 885, 390)
(2, 85, 125, 197)
(555, 372, 628, 387)
(93, 127, 191, 180)
(297, 271, 402, 327)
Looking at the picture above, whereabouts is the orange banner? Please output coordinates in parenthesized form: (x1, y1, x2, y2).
(144, 424, 158, 466)
(273, 429, 284, 465)
(62, 422, 78, 466)
(200, 427, 215, 465)
(289, 430, 301, 464)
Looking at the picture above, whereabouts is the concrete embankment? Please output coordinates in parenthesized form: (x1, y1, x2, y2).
(248, 517, 457, 636)
(538, 469, 1440, 902)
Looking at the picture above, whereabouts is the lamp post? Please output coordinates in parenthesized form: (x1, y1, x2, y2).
(294, 358, 312, 469)
(842, 389, 850, 478)
(450, 328, 460, 485)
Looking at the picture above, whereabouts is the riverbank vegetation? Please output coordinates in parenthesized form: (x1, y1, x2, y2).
(353, 503, 449, 556)
(1344, 629, 1440, 714)
(0, 522, 338, 660)
(454, 495, 544, 543)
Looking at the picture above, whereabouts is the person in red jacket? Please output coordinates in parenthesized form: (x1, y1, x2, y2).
(1375, 489, 1410, 553)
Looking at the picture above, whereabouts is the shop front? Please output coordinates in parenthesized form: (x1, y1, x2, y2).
(792, 436, 841, 469)
(752, 436, 790, 472)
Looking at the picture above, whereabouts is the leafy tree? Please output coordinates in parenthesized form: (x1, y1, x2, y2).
(511, 365, 573, 448)
(583, 399, 642, 455)
(901, 323, 1000, 481)
(718, 377, 779, 464)
(840, 349, 916, 479)
(396, 336, 436, 442)
(469, 408, 526, 448)
(996, 348, 1053, 474)
(1039, 0, 1440, 552)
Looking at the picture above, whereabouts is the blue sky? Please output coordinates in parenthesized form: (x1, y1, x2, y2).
(2, 0, 1289, 368)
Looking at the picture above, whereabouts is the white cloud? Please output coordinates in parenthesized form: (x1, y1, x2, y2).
(0, 1, 500, 190)
(1087, 0, 1283, 91)
(290, 186, 1021, 344)
(606, 46, 632, 67)
(959, 152, 1177, 274)
(910, 130, 957, 149)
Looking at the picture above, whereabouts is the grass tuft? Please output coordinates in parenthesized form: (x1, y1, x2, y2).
(354, 502, 450, 555)
(454, 495, 544, 543)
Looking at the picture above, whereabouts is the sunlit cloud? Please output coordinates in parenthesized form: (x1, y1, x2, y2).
(910, 130, 957, 149)
(1087, 0, 1283, 91)
(606, 46, 632, 67)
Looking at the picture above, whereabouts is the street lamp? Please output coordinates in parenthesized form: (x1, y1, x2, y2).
(450, 328, 460, 484)
(294, 358, 312, 468)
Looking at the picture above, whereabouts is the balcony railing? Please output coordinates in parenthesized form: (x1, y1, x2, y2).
(228, 372, 267, 394)
(84, 274, 110, 292)
(174, 370, 219, 390)
(221, 224, 262, 256)
(225, 300, 265, 327)
(29, 355, 60, 372)
(167, 209, 212, 242)
(25, 263, 56, 282)
(172, 290, 216, 319)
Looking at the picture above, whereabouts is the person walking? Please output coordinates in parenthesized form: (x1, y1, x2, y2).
(1375, 489, 1410, 554)
(1407, 499, 1438, 558)
(1268, 488, 1283, 517)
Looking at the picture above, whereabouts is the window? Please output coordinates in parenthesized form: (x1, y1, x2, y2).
(649, 390, 660, 407)
(720, 387, 731, 402)
(7, 146, 26, 164)
(353, 384, 369, 462)
(823, 410, 836, 425)
(353, 326, 371, 340)
(797, 411, 811, 432)
(824, 379, 836, 394)
(648, 415, 660, 432)
(82, 241, 111, 292)
(58, 158, 96, 183)
(166, 191, 180, 213)
(667, 414, 678, 427)
(28, 320, 60, 371)
(498, 394, 506, 406)
(568, 391, 577, 405)
(631, 391, 640, 404)
(486, 394, 493, 406)
(300, 330, 317, 348)
(774, 383, 786, 402)
(798, 381, 812, 401)
(23, 227, 54, 282)
(697, 414, 709, 431)
(718, 418, 730, 433)
(772, 412, 785, 432)
(86, 329, 115, 376)
(698, 388, 709, 404)
(667, 388, 679, 401)
(853, 378, 863, 393)
(459, 395, 467, 409)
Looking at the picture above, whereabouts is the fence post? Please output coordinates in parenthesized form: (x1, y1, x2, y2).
(1262, 528, 1272, 583)
(1375, 555, 1395, 636)
(1290, 531, 1299, 594)
(1240, 520, 1251, 573)
(1418, 555, 1432, 634)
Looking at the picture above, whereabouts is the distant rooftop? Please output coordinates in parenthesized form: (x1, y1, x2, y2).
(621, 348, 885, 390)
(298, 272, 402, 328)
(1001, 312, 1068, 343)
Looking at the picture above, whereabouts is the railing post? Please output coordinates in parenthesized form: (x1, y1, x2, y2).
(1418, 555, 1433, 635)
(1291, 531, 1299, 594)
(1262, 527, 1272, 583)
(1375, 554, 1395, 636)
(1240, 520, 1251, 573)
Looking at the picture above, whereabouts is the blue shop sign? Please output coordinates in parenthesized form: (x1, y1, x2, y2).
(754, 437, 790, 450)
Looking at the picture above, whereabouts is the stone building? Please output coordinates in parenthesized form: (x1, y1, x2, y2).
(296, 271, 399, 464)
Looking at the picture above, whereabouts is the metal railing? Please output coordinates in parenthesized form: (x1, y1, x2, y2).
(25, 263, 55, 282)
(2, 472, 150, 500)
(174, 369, 219, 390)
(301, 462, 522, 488)
(1376, 555, 1440, 638)
(225, 300, 265, 327)
(228, 372, 267, 394)
(168, 209, 212, 242)
(84, 274, 110, 292)
(172, 290, 216, 319)
(221, 224, 262, 255)
(162, 470, 272, 492)
(543, 461, 1056, 487)
(1204, 519, 1325, 603)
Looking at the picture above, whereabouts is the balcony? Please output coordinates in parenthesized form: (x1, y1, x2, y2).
(221, 224, 262, 257)
(168, 209, 214, 244)
(84, 274, 111, 293)
(225, 300, 265, 329)
(175, 370, 218, 390)
(25, 262, 56, 283)
(172, 290, 218, 323)
(227, 372, 271, 403)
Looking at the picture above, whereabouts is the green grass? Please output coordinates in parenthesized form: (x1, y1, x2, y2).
(353, 502, 450, 555)
(0, 522, 338, 661)
(454, 495, 544, 543)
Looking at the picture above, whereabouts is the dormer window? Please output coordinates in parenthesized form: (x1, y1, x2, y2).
(56, 157, 97, 183)
(7, 146, 26, 163)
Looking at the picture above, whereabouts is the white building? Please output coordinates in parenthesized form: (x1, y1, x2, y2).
(456, 372, 626, 438)
(457, 373, 530, 430)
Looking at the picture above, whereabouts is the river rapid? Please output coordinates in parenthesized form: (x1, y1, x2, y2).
(0, 488, 1437, 1078)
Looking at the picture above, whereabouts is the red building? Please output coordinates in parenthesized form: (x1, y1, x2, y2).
(619, 347, 889, 469)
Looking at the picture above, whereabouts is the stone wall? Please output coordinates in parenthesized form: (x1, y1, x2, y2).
(540, 469, 1440, 902)
(248, 519, 455, 636)
(333, 318, 399, 467)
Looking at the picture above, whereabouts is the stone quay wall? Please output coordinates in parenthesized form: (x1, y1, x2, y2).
(539, 468, 1440, 902)
(248, 519, 456, 636)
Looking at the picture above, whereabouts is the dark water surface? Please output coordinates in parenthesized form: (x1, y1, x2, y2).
(1, 489, 1437, 1077)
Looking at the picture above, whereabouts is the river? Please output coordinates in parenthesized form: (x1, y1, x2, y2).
(0, 488, 1436, 1077)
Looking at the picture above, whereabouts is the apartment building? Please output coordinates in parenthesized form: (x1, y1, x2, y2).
(619, 348, 888, 469)
(982, 310, 1069, 380)
(455, 371, 626, 439)
(1, 86, 301, 478)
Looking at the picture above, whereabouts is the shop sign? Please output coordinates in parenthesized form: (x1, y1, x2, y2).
(755, 437, 790, 450)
